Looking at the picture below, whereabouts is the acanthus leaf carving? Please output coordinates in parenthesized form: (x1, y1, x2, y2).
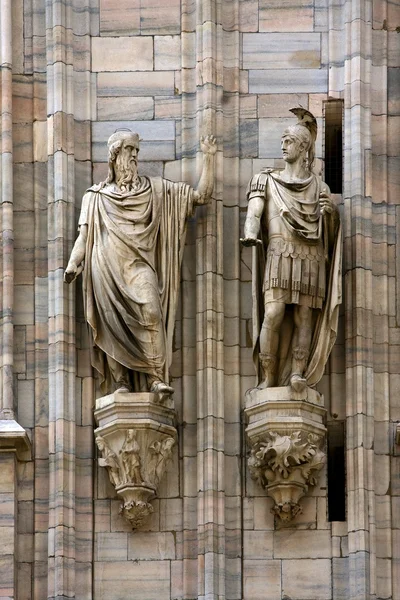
(248, 430, 326, 522)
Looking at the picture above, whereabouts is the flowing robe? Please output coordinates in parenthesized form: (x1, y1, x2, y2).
(247, 169, 342, 387)
(79, 176, 194, 392)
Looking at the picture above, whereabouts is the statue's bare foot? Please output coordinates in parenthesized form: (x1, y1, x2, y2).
(150, 381, 174, 396)
(290, 374, 307, 393)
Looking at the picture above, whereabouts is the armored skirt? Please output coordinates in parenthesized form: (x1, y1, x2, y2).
(263, 235, 326, 309)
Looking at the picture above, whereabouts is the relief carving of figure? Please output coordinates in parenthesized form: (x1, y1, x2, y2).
(65, 131, 216, 396)
(241, 109, 342, 391)
(96, 435, 121, 488)
(120, 429, 143, 485)
(148, 437, 175, 487)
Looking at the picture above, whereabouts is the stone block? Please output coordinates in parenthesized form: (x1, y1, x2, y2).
(97, 71, 175, 97)
(13, 76, 33, 123)
(14, 285, 35, 326)
(239, 0, 259, 32)
(13, 123, 34, 163)
(92, 37, 153, 72)
(226, 557, 241, 599)
(12, 0, 24, 74)
(140, 0, 181, 35)
(240, 119, 258, 158)
(159, 498, 182, 531)
(0, 555, 14, 597)
(258, 93, 308, 118)
(0, 526, 15, 556)
(154, 36, 181, 71)
(17, 562, 31, 600)
(243, 530, 273, 559)
(74, 71, 96, 121)
(94, 561, 170, 600)
(274, 530, 331, 558)
(243, 559, 281, 600)
(259, 0, 314, 32)
(282, 558, 332, 599)
(171, 559, 197, 598)
(100, 0, 140, 36)
(128, 531, 175, 560)
(243, 33, 321, 69)
(95, 532, 128, 561)
(97, 97, 154, 121)
(249, 68, 328, 94)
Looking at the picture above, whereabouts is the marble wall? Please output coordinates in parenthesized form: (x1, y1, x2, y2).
(0, 0, 399, 599)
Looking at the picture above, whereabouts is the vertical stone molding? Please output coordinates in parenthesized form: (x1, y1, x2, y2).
(342, 1, 376, 598)
(0, 5, 33, 596)
(94, 392, 177, 528)
(245, 386, 327, 522)
(0, 0, 15, 418)
(194, 1, 226, 598)
(45, 0, 77, 597)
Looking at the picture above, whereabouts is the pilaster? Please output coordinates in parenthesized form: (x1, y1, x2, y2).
(46, 0, 77, 597)
(195, 1, 225, 598)
(0, 4, 33, 597)
(342, 1, 376, 598)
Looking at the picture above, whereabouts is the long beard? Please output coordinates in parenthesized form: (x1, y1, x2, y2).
(115, 153, 138, 190)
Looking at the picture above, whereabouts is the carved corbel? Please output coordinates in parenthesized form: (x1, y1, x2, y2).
(244, 385, 327, 522)
(248, 430, 326, 521)
(94, 392, 177, 528)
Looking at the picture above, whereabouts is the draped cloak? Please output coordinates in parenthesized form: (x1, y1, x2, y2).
(79, 177, 194, 392)
(248, 170, 342, 388)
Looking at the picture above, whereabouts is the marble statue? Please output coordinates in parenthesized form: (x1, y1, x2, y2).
(241, 109, 342, 391)
(65, 130, 216, 396)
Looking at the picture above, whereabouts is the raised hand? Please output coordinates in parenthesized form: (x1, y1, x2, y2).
(200, 135, 217, 155)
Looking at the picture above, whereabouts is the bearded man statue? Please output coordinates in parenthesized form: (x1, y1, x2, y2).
(241, 109, 342, 392)
(65, 130, 216, 396)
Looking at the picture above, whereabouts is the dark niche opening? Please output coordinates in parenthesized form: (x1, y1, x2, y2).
(327, 420, 346, 521)
(323, 99, 344, 194)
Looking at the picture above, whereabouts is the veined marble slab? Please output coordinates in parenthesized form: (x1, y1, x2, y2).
(97, 72, 175, 97)
(249, 68, 328, 94)
(243, 33, 321, 69)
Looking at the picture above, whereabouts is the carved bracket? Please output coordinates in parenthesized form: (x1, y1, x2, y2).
(248, 430, 326, 521)
(244, 386, 327, 522)
(94, 392, 177, 528)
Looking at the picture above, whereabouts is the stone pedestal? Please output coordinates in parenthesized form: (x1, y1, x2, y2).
(94, 392, 177, 528)
(244, 386, 327, 522)
(0, 419, 32, 461)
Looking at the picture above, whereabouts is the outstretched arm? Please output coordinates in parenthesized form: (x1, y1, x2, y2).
(193, 135, 217, 205)
(64, 224, 88, 283)
(240, 195, 264, 246)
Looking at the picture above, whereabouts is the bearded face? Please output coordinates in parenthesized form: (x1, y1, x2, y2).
(114, 140, 139, 189)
